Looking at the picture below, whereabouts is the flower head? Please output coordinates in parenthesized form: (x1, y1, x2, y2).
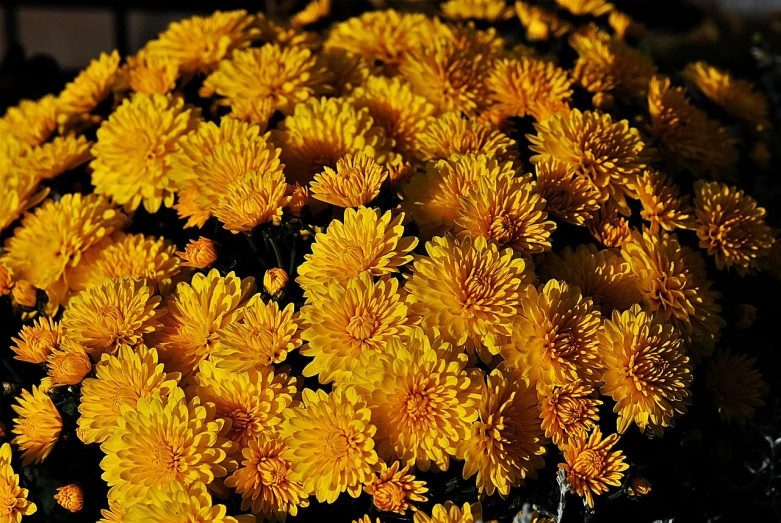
(586, 203, 632, 248)
(12, 134, 93, 181)
(54, 484, 84, 513)
(12, 385, 62, 465)
(487, 57, 573, 121)
(364, 461, 428, 514)
(0, 95, 58, 146)
(212, 167, 290, 233)
(123, 481, 250, 523)
(0, 443, 37, 522)
(11, 279, 38, 308)
(176, 237, 218, 269)
(515, 2, 571, 41)
(292, 0, 331, 27)
(11, 316, 63, 364)
(310, 152, 388, 208)
(120, 51, 179, 95)
(58, 50, 120, 120)
(263, 267, 289, 297)
(47, 340, 92, 388)
(0, 166, 47, 233)
(414, 502, 484, 523)
(706, 349, 768, 425)
(534, 158, 599, 226)
(560, 428, 628, 508)
(415, 112, 519, 165)
(633, 170, 696, 234)
(539, 381, 601, 447)
(317, 49, 379, 96)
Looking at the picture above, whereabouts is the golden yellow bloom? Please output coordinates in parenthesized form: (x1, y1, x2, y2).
(415, 112, 519, 165)
(296, 207, 416, 293)
(285, 183, 310, 217)
(541, 244, 640, 315)
(12, 134, 93, 181)
(317, 49, 379, 96)
(201, 43, 330, 124)
(0, 442, 37, 522)
(68, 231, 181, 293)
(214, 296, 301, 371)
(515, 2, 571, 41)
(407, 235, 533, 358)
(300, 273, 416, 384)
(310, 152, 387, 208)
(414, 501, 484, 523)
(124, 479, 250, 523)
(120, 51, 179, 95)
(10, 279, 37, 308)
(12, 385, 62, 465)
(145, 10, 259, 76)
(586, 203, 632, 248)
(539, 381, 601, 447)
(54, 484, 84, 512)
(62, 278, 164, 360)
(214, 168, 290, 233)
(647, 76, 737, 179)
(458, 368, 546, 497)
(100, 387, 236, 499)
(456, 172, 556, 254)
(600, 304, 692, 435)
(528, 108, 650, 213)
(281, 387, 379, 503)
(556, 0, 613, 16)
(682, 61, 769, 128)
(0, 158, 48, 232)
(626, 476, 652, 498)
(0, 264, 12, 296)
(442, 0, 513, 21)
(263, 267, 289, 297)
(534, 158, 599, 226)
(608, 11, 646, 39)
(560, 428, 628, 508)
(1, 193, 127, 309)
(349, 328, 480, 471)
(91, 93, 199, 213)
(633, 170, 696, 234)
(487, 57, 572, 121)
(292, 0, 331, 27)
(57, 50, 121, 120)
(707, 349, 768, 425)
(225, 433, 309, 520)
(47, 340, 92, 388)
(272, 97, 393, 184)
(78, 344, 181, 444)
(502, 279, 602, 391)
(0, 95, 58, 146)
(98, 486, 142, 523)
(11, 316, 62, 364)
(622, 229, 724, 355)
(694, 181, 774, 275)
(364, 461, 428, 514)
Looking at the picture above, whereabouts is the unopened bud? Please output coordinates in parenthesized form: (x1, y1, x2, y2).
(12, 280, 38, 308)
(627, 476, 652, 498)
(264, 268, 289, 297)
(176, 237, 218, 269)
(55, 484, 84, 513)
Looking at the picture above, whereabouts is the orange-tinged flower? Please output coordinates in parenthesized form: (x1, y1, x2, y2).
(0, 264, 11, 296)
(626, 476, 652, 498)
(539, 381, 601, 447)
(292, 0, 331, 27)
(47, 340, 92, 388)
(556, 0, 613, 16)
(11, 317, 63, 364)
(414, 501, 484, 523)
(263, 267, 289, 297)
(441, 0, 514, 21)
(706, 349, 768, 425)
(487, 57, 573, 121)
(54, 484, 84, 513)
(560, 428, 628, 508)
(534, 157, 599, 226)
(176, 237, 218, 269)
(586, 203, 632, 248)
(0, 442, 37, 522)
(364, 461, 428, 514)
(12, 385, 62, 465)
(120, 51, 179, 95)
(10, 279, 37, 308)
(310, 152, 388, 208)
(515, 2, 571, 41)
(415, 112, 519, 165)
(285, 183, 310, 217)
(633, 170, 696, 234)
(57, 50, 121, 121)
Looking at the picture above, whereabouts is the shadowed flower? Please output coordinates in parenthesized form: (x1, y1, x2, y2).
(487, 57, 573, 121)
(318, 49, 379, 97)
(560, 428, 628, 508)
(310, 152, 388, 208)
(11, 279, 38, 308)
(47, 340, 92, 388)
(12, 135, 93, 181)
(539, 381, 601, 447)
(54, 484, 84, 513)
(586, 203, 632, 248)
(515, 2, 571, 41)
(120, 51, 179, 95)
(364, 461, 428, 514)
(556, 0, 613, 16)
(176, 237, 218, 269)
(608, 11, 646, 39)
(11, 317, 63, 364)
(442, 0, 514, 21)
(0, 442, 37, 522)
(12, 385, 62, 465)
(415, 112, 519, 166)
(633, 170, 696, 234)
(534, 158, 599, 226)
(292, 0, 331, 27)
(57, 50, 121, 122)
(706, 349, 768, 425)
(414, 502, 484, 523)
(0, 95, 58, 146)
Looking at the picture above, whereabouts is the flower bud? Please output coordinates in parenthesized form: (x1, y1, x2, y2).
(12, 279, 38, 308)
(176, 237, 218, 269)
(264, 268, 289, 297)
(627, 476, 652, 498)
(55, 484, 84, 513)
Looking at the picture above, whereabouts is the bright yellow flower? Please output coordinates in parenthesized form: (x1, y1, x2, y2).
(556, 0, 613, 15)
(54, 484, 84, 513)
(487, 57, 573, 121)
(176, 237, 218, 269)
(12, 134, 93, 181)
(364, 461, 428, 514)
(0, 95, 58, 146)
(124, 481, 252, 523)
(515, 2, 571, 41)
(706, 349, 768, 425)
(11, 316, 62, 364)
(292, 0, 331, 27)
(120, 51, 179, 95)
(539, 381, 601, 448)
(0, 165, 47, 232)
(213, 167, 290, 233)
(281, 387, 379, 503)
(57, 50, 121, 121)
(310, 152, 387, 208)
(633, 170, 696, 234)
(534, 157, 599, 226)
(11, 385, 62, 465)
(0, 443, 37, 522)
(415, 111, 519, 165)
(47, 340, 92, 388)
(263, 267, 289, 297)
(561, 428, 627, 508)
(414, 501, 484, 523)
(441, 0, 514, 21)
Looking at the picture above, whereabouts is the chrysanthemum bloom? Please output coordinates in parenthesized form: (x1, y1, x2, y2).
(541, 245, 639, 315)
(415, 112, 519, 165)
(292, 0, 331, 27)
(515, 2, 571, 41)
(11, 317, 62, 364)
(317, 49, 379, 96)
(682, 61, 769, 128)
(47, 340, 92, 388)
(91, 93, 199, 213)
(647, 76, 737, 179)
(296, 207, 417, 293)
(310, 153, 388, 208)
(54, 484, 84, 513)
(150, 269, 255, 376)
(528, 109, 650, 213)
(556, 0, 613, 16)
(281, 387, 379, 503)
(62, 278, 164, 360)
(10, 279, 37, 308)
(501, 279, 602, 391)
(586, 203, 632, 248)
(176, 237, 218, 269)
(534, 158, 599, 226)
(0, 265, 11, 296)
(100, 387, 236, 499)
(349, 328, 481, 471)
(600, 304, 692, 435)
(403, 154, 516, 239)
(256, 13, 322, 49)
(124, 481, 253, 523)
(0, 165, 47, 232)
(285, 183, 310, 217)
(11, 385, 62, 465)
(487, 57, 573, 121)
(457, 368, 546, 497)
(693, 181, 774, 275)
(201, 43, 330, 124)
(706, 349, 768, 425)
(300, 273, 416, 384)
(272, 97, 393, 184)
(98, 486, 143, 523)
(1, 193, 127, 309)
(407, 235, 534, 358)
(12, 134, 93, 181)
(456, 173, 556, 255)
(78, 344, 181, 444)
(441, 0, 513, 21)
(120, 51, 179, 95)
(608, 11, 646, 39)
(57, 50, 120, 121)
(68, 232, 181, 293)
(632, 170, 696, 234)
(414, 501, 484, 523)
(0, 443, 37, 522)
(560, 428, 628, 508)
(225, 433, 309, 521)
(191, 360, 297, 451)
(0, 95, 58, 146)
(145, 10, 259, 76)
(539, 381, 601, 447)
(622, 229, 724, 355)
(262, 268, 288, 298)
(364, 461, 428, 514)
(213, 168, 291, 233)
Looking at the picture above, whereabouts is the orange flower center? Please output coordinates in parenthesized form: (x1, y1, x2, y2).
(405, 391, 432, 420)
(324, 429, 361, 457)
(230, 409, 253, 430)
(545, 187, 572, 213)
(373, 481, 407, 513)
(152, 442, 184, 474)
(346, 312, 379, 342)
(489, 212, 520, 245)
(573, 449, 606, 478)
(258, 456, 288, 486)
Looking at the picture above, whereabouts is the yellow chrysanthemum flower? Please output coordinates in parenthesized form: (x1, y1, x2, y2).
(515, 2, 571, 41)
(296, 207, 417, 293)
(706, 349, 768, 425)
(682, 61, 769, 128)
(47, 340, 92, 387)
(586, 203, 632, 248)
(0, 165, 47, 233)
(560, 428, 628, 508)
(78, 344, 181, 444)
(145, 10, 259, 76)
(414, 501, 484, 523)
(633, 170, 696, 234)
(539, 381, 601, 447)
(364, 461, 428, 514)
(62, 277, 164, 360)
(349, 328, 480, 471)
(441, 0, 514, 21)
(120, 51, 179, 95)
(57, 50, 121, 121)
(91, 93, 199, 213)
(416, 111, 519, 165)
(292, 0, 331, 27)
(0, 95, 58, 146)
(11, 316, 62, 364)
(12, 134, 93, 181)
(556, 0, 613, 16)
(457, 368, 546, 497)
(310, 152, 388, 208)
(150, 268, 255, 377)
(693, 181, 774, 275)
(487, 57, 573, 121)
(534, 158, 599, 226)
(600, 304, 692, 435)
(281, 387, 379, 503)
(213, 167, 290, 233)
(0, 443, 37, 522)
(11, 385, 62, 465)
(176, 237, 218, 269)
(1, 193, 127, 309)
(501, 279, 602, 391)
(124, 480, 251, 523)
(225, 432, 309, 520)
(317, 49, 379, 96)
(54, 484, 84, 513)
(622, 229, 724, 356)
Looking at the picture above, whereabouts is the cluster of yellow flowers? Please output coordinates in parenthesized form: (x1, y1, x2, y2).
(0, 0, 775, 522)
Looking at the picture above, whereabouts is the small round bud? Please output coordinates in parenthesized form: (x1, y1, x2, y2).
(55, 484, 84, 513)
(627, 476, 652, 498)
(263, 268, 289, 297)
